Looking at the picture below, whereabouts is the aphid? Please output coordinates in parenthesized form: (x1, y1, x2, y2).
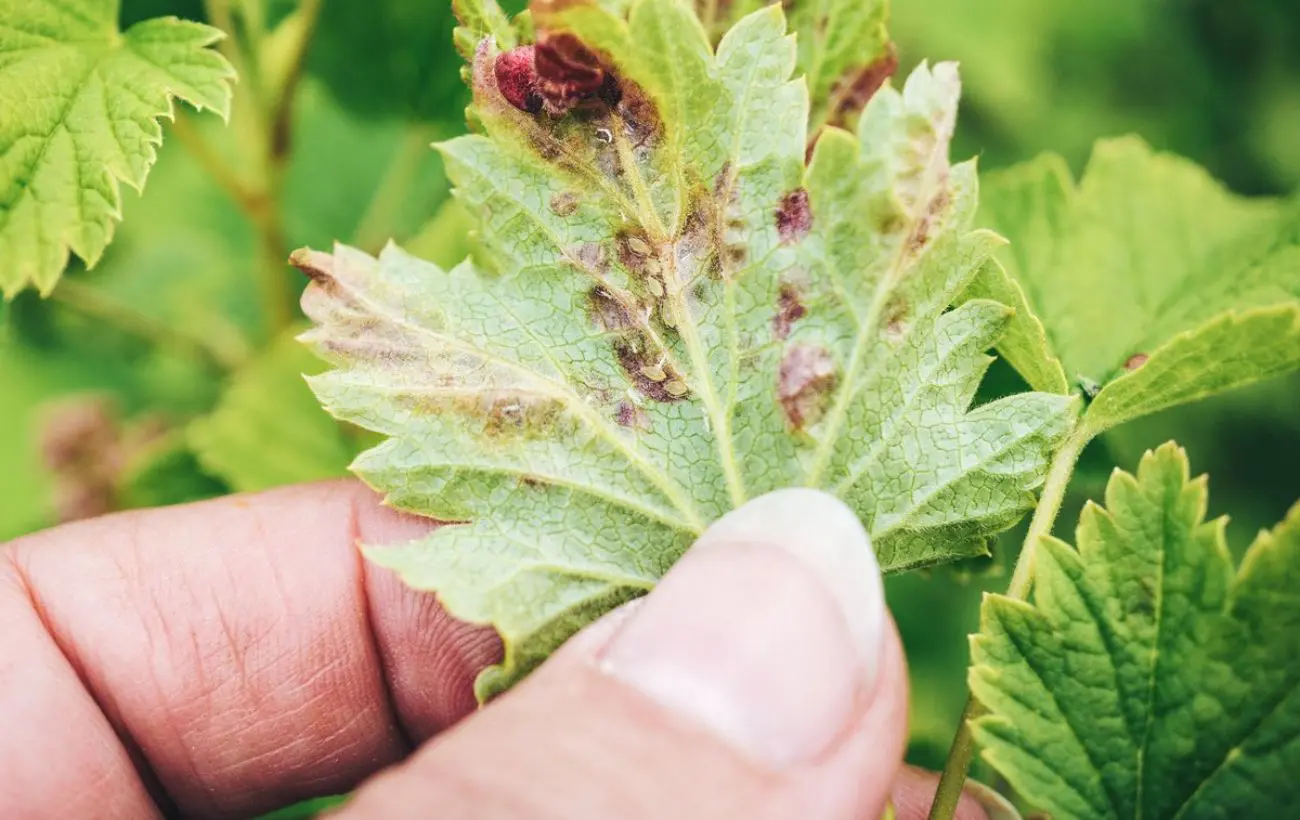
(640, 364, 667, 382)
(664, 379, 690, 397)
(647, 277, 666, 298)
(1078, 375, 1102, 398)
(627, 236, 652, 256)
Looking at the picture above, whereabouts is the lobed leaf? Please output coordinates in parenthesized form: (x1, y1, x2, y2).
(694, 0, 895, 136)
(300, 0, 1076, 696)
(0, 0, 235, 296)
(980, 137, 1300, 430)
(972, 442, 1300, 819)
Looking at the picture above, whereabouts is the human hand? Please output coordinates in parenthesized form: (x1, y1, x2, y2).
(1, 482, 1004, 819)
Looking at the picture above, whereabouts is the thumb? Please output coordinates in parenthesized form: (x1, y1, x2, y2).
(340, 489, 911, 820)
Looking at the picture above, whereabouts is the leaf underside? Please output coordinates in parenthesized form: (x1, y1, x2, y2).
(0, 0, 234, 297)
(980, 138, 1300, 429)
(299, 0, 1075, 698)
(972, 442, 1300, 820)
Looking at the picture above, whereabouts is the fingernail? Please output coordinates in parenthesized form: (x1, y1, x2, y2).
(964, 778, 1023, 820)
(599, 488, 886, 767)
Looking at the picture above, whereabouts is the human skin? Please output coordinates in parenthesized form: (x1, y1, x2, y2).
(0, 481, 994, 819)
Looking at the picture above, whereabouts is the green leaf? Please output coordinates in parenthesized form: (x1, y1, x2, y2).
(189, 331, 356, 493)
(0, 0, 235, 296)
(956, 260, 1069, 395)
(981, 137, 1300, 430)
(453, 0, 516, 60)
(695, 0, 895, 135)
(787, 0, 895, 134)
(300, 3, 1075, 697)
(971, 442, 1300, 820)
(118, 433, 227, 509)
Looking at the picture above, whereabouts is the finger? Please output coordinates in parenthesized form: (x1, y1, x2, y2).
(338, 489, 911, 820)
(0, 481, 500, 819)
(891, 766, 1017, 820)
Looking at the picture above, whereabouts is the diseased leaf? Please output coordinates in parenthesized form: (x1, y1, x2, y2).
(189, 331, 356, 492)
(971, 442, 1300, 820)
(299, 2, 1075, 697)
(0, 0, 235, 296)
(981, 137, 1300, 430)
(695, 0, 895, 136)
(787, 0, 895, 134)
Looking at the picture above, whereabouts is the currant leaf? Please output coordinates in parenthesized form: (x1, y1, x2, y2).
(981, 137, 1300, 430)
(972, 442, 1300, 819)
(299, 1, 1075, 698)
(0, 0, 235, 296)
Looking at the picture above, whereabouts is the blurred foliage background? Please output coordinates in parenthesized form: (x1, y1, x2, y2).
(2, 0, 1297, 810)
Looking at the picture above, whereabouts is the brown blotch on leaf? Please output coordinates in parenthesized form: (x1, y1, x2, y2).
(825, 45, 900, 131)
(1124, 353, 1150, 371)
(615, 399, 651, 430)
(535, 32, 618, 115)
(772, 283, 807, 341)
(485, 397, 527, 434)
(573, 242, 609, 274)
(289, 247, 337, 288)
(906, 189, 951, 255)
(614, 81, 663, 150)
(550, 191, 581, 216)
(776, 188, 813, 244)
(883, 297, 909, 341)
(587, 286, 637, 332)
(778, 344, 838, 430)
(484, 396, 561, 437)
(616, 342, 688, 402)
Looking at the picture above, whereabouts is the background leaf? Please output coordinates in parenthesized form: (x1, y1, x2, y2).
(307, 0, 466, 121)
(980, 137, 1300, 429)
(0, 0, 234, 295)
(971, 442, 1300, 819)
(189, 330, 356, 492)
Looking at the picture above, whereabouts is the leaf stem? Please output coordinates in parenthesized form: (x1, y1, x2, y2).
(926, 419, 1092, 820)
(195, 0, 324, 338)
(168, 110, 260, 212)
(1007, 419, 1091, 599)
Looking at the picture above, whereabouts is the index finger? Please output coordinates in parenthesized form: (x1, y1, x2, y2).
(0, 481, 500, 819)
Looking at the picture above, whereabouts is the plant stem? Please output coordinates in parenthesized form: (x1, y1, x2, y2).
(52, 280, 243, 372)
(926, 419, 1092, 820)
(1006, 420, 1091, 599)
(927, 698, 985, 820)
(194, 0, 324, 338)
(168, 110, 260, 212)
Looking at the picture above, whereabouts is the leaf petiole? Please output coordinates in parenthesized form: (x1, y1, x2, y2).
(927, 415, 1092, 820)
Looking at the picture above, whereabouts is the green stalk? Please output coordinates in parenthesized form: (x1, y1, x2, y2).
(192, 0, 324, 339)
(926, 421, 1093, 820)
